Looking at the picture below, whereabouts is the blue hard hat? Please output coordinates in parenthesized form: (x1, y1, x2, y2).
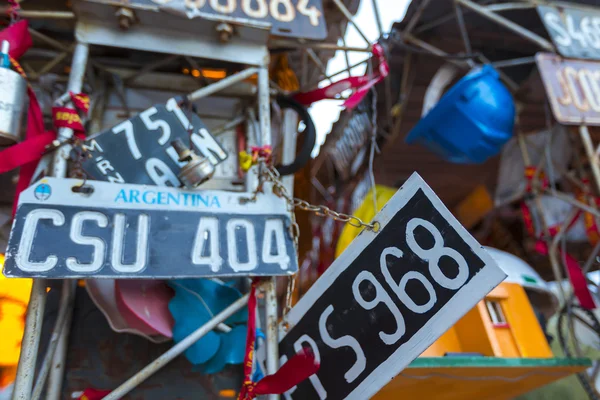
(406, 64, 515, 164)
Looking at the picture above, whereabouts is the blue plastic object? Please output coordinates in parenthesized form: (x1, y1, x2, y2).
(405, 65, 515, 164)
(168, 279, 248, 372)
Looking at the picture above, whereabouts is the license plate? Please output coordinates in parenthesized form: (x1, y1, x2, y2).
(3, 178, 298, 279)
(536, 52, 600, 126)
(538, 4, 600, 60)
(278, 173, 505, 400)
(81, 98, 228, 187)
(86, 0, 327, 40)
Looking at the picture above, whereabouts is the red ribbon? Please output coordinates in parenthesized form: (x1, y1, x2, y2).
(70, 91, 91, 114)
(0, 20, 31, 59)
(238, 280, 320, 400)
(535, 241, 596, 310)
(76, 388, 111, 400)
(52, 106, 85, 133)
(293, 43, 389, 110)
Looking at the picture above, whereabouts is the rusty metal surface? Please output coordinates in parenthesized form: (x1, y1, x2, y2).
(39, 286, 243, 400)
(537, 52, 600, 125)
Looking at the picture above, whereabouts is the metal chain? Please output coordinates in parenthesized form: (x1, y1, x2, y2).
(259, 163, 379, 231)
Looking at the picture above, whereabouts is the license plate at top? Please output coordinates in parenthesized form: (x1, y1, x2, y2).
(3, 178, 298, 279)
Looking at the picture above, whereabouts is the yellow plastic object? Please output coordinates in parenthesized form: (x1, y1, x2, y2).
(0, 254, 32, 366)
(335, 185, 397, 258)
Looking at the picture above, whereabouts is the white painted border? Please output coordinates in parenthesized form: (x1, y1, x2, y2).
(19, 178, 288, 215)
(279, 172, 506, 399)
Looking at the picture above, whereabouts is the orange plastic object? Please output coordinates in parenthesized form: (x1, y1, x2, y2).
(421, 283, 553, 358)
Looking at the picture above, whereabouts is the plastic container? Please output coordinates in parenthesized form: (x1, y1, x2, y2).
(405, 65, 515, 164)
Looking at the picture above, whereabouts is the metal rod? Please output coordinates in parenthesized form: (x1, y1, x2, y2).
(11, 280, 47, 400)
(52, 42, 89, 175)
(12, 43, 89, 400)
(306, 49, 332, 84)
(371, 0, 384, 38)
(124, 54, 179, 83)
(583, 241, 600, 275)
(485, 3, 536, 12)
(103, 293, 250, 400)
(491, 56, 537, 68)
(45, 283, 76, 400)
(270, 40, 372, 53)
(31, 281, 76, 400)
(456, 0, 555, 51)
(213, 115, 247, 136)
(187, 67, 259, 102)
(331, 0, 372, 46)
(580, 125, 600, 195)
(549, 210, 576, 302)
(0, 8, 74, 18)
(454, 3, 473, 56)
(32, 50, 71, 79)
(258, 64, 279, 400)
(403, 0, 434, 35)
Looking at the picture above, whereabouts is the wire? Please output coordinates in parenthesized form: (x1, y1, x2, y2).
(558, 305, 600, 400)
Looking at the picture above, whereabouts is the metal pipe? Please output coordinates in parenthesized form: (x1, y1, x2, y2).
(103, 293, 250, 400)
(31, 281, 76, 400)
(456, 0, 555, 51)
(11, 280, 47, 400)
(187, 67, 259, 102)
(580, 125, 600, 195)
(213, 115, 247, 136)
(403, 0, 434, 35)
(270, 40, 372, 53)
(258, 64, 279, 400)
(12, 42, 89, 400)
(52, 42, 89, 177)
(0, 8, 74, 18)
(485, 3, 536, 12)
(45, 283, 76, 400)
(331, 0, 372, 46)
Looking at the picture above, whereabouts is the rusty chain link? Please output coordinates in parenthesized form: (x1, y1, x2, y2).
(260, 162, 380, 232)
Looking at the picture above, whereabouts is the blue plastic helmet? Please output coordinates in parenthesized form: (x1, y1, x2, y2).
(405, 64, 515, 164)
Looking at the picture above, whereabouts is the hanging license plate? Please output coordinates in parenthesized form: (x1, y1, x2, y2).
(278, 173, 506, 400)
(3, 178, 297, 279)
(80, 98, 228, 187)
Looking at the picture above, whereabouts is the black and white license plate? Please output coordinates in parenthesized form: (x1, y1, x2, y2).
(3, 178, 297, 279)
(278, 173, 505, 400)
(87, 0, 327, 40)
(538, 4, 600, 60)
(81, 98, 228, 187)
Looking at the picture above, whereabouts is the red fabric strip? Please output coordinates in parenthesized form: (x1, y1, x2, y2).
(293, 43, 389, 110)
(535, 241, 596, 310)
(52, 107, 85, 132)
(0, 20, 32, 59)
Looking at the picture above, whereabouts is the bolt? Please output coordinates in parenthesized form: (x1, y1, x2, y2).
(115, 7, 136, 30)
(171, 139, 193, 162)
(216, 23, 234, 43)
